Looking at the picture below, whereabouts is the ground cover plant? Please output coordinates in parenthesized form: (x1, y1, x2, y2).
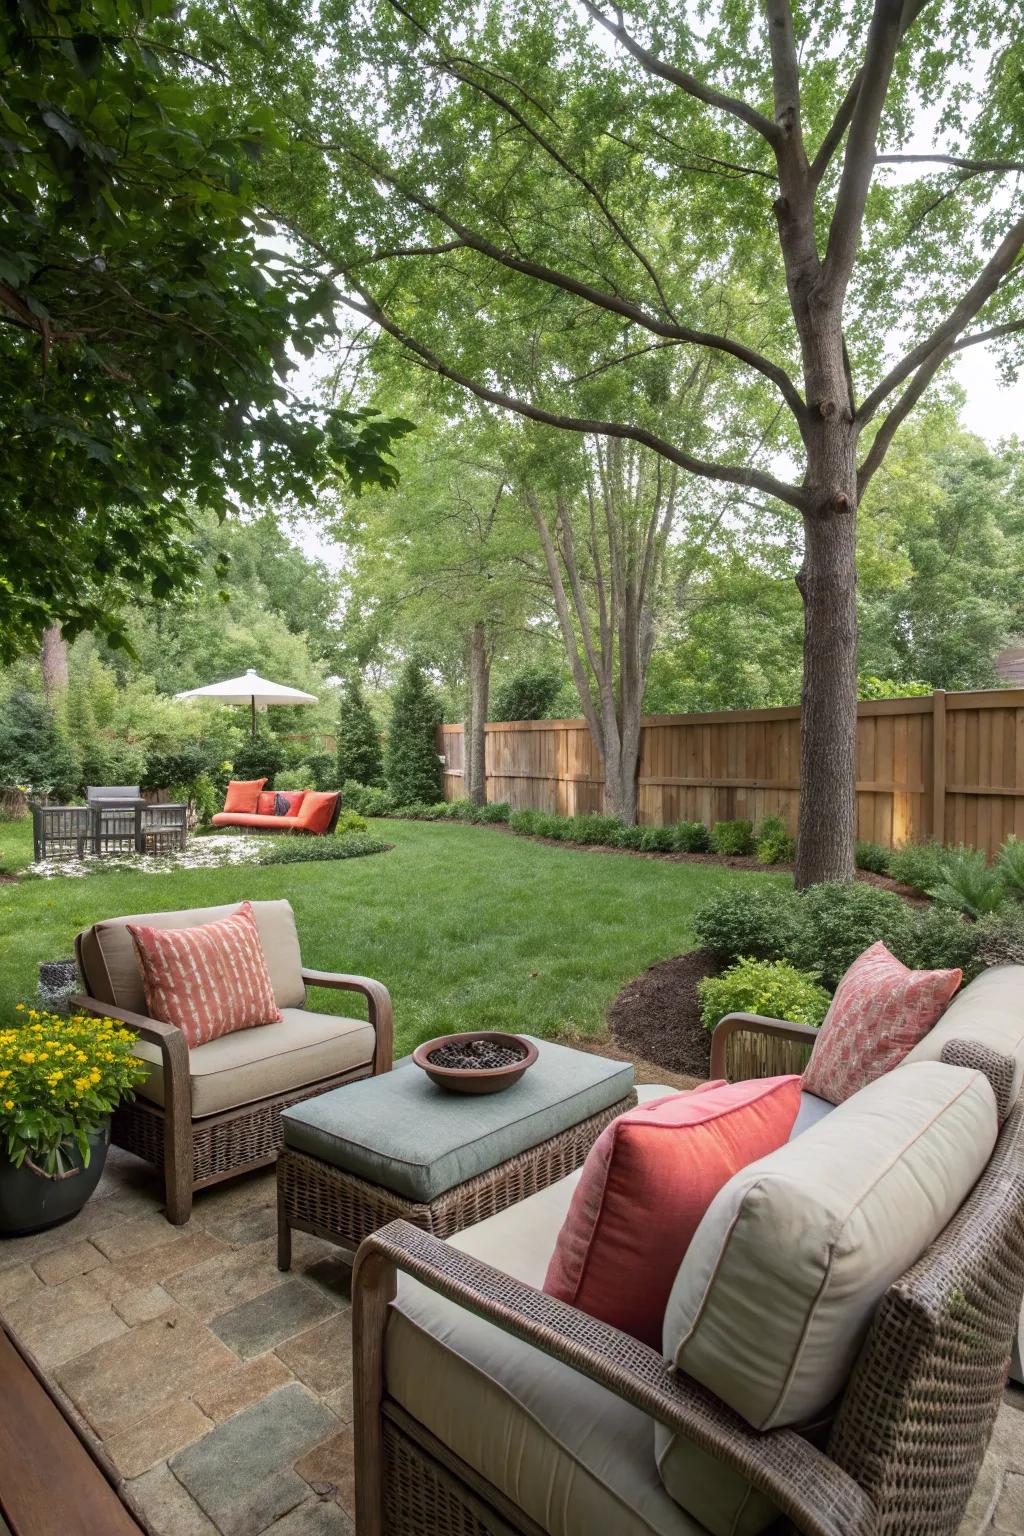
(0, 819, 775, 1054)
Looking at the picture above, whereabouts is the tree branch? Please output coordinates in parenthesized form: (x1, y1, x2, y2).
(580, 2, 780, 146)
(340, 285, 808, 510)
(856, 213, 1024, 424)
(857, 337, 954, 492)
(875, 152, 1024, 174)
(764, 0, 807, 166)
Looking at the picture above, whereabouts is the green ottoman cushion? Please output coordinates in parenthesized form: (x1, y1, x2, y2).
(280, 1037, 634, 1202)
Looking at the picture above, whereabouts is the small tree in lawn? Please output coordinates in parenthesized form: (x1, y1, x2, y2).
(338, 677, 383, 786)
(385, 661, 443, 804)
(0, 689, 78, 801)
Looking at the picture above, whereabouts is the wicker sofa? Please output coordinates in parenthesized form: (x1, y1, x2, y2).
(352, 966, 1024, 1536)
(74, 899, 392, 1224)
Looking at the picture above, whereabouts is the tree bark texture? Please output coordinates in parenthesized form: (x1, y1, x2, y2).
(39, 623, 68, 700)
(465, 620, 490, 805)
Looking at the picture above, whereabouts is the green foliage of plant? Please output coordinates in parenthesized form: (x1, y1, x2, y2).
(903, 904, 983, 980)
(489, 668, 567, 723)
(926, 847, 1004, 918)
(335, 809, 369, 835)
(342, 780, 397, 816)
(888, 840, 949, 895)
(0, 688, 78, 801)
(558, 814, 623, 845)
(0, 1, 412, 661)
(974, 908, 1024, 968)
(792, 882, 918, 990)
(855, 841, 892, 876)
(612, 825, 646, 849)
(337, 677, 383, 786)
(639, 825, 676, 852)
(673, 821, 710, 852)
(390, 801, 448, 820)
(857, 676, 932, 699)
(259, 833, 390, 865)
(305, 753, 338, 793)
(230, 735, 286, 789)
(996, 836, 1024, 901)
(697, 958, 831, 1033)
(756, 816, 795, 865)
(0, 1006, 147, 1173)
(693, 886, 805, 963)
(709, 820, 756, 856)
(275, 764, 313, 791)
(385, 660, 443, 806)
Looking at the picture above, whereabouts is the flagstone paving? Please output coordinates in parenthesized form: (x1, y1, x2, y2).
(0, 1140, 1021, 1535)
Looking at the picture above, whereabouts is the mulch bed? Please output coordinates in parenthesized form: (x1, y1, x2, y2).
(607, 948, 719, 1080)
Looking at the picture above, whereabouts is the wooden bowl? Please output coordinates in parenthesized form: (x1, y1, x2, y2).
(412, 1031, 538, 1094)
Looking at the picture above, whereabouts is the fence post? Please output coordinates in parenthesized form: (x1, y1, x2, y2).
(932, 690, 947, 844)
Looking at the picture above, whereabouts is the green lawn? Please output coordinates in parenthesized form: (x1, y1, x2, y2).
(0, 819, 780, 1053)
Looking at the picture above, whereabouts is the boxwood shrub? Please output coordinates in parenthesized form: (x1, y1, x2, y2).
(709, 819, 756, 856)
(693, 885, 805, 963)
(697, 957, 831, 1032)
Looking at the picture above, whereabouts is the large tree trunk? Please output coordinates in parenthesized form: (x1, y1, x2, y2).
(466, 620, 490, 805)
(794, 397, 859, 887)
(40, 623, 68, 700)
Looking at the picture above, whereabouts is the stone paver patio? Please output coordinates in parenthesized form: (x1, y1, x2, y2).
(0, 1122, 1021, 1534)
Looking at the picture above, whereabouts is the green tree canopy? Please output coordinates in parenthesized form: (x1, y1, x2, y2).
(0, 0, 411, 661)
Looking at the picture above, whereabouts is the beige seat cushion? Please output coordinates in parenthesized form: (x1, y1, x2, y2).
(902, 963, 1024, 1097)
(78, 899, 306, 1013)
(387, 1085, 710, 1536)
(664, 1060, 998, 1433)
(134, 1007, 374, 1118)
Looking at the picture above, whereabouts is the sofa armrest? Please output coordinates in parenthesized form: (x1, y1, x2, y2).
(352, 1221, 876, 1536)
(301, 970, 393, 1074)
(709, 1011, 819, 1080)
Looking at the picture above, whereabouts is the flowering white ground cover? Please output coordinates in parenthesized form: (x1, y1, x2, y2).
(27, 834, 268, 879)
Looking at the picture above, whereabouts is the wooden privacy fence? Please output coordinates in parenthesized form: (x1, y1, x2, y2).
(439, 688, 1024, 860)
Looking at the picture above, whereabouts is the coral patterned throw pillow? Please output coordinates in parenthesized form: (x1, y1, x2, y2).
(127, 902, 282, 1049)
(802, 941, 961, 1106)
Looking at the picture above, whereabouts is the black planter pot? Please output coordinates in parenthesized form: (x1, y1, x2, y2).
(0, 1121, 110, 1237)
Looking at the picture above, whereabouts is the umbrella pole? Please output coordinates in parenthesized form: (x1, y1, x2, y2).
(251, 695, 257, 739)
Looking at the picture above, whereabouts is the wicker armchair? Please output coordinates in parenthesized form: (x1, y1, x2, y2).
(73, 899, 392, 1224)
(352, 1081, 1024, 1536)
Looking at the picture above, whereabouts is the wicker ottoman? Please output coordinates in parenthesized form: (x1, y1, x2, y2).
(276, 1038, 636, 1267)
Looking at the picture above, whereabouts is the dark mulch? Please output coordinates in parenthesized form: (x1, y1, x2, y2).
(607, 948, 719, 1080)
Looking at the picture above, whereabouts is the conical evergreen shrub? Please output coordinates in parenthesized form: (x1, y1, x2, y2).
(337, 676, 383, 786)
(385, 660, 442, 804)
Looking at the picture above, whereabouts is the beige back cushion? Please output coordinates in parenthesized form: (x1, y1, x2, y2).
(902, 963, 1024, 1099)
(662, 1061, 997, 1432)
(78, 899, 306, 1013)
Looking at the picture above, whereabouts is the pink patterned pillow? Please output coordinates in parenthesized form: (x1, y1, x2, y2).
(127, 902, 282, 1049)
(802, 941, 961, 1105)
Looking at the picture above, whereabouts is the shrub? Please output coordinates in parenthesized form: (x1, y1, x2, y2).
(260, 833, 390, 864)
(792, 882, 917, 990)
(927, 847, 1004, 918)
(275, 763, 313, 790)
(888, 839, 947, 895)
(342, 780, 396, 817)
(672, 820, 709, 852)
(904, 904, 983, 979)
(337, 676, 383, 787)
(756, 817, 795, 865)
(640, 825, 676, 852)
(476, 801, 510, 823)
(490, 667, 565, 722)
(693, 886, 805, 963)
(996, 835, 1024, 901)
(509, 808, 542, 836)
(385, 659, 443, 805)
(855, 840, 892, 875)
(709, 819, 756, 856)
(975, 908, 1024, 967)
(390, 801, 447, 820)
(335, 809, 369, 835)
(231, 733, 285, 788)
(612, 824, 646, 849)
(697, 957, 831, 1032)
(305, 752, 338, 793)
(560, 813, 623, 845)
(0, 688, 78, 801)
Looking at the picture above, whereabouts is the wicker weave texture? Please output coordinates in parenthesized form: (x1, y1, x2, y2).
(280, 1094, 636, 1249)
(828, 1097, 1024, 1536)
(383, 1420, 499, 1536)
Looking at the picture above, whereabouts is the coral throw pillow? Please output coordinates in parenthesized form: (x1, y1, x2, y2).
(802, 941, 961, 1106)
(256, 791, 277, 816)
(543, 1076, 802, 1347)
(127, 902, 282, 1049)
(295, 790, 338, 834)
(223, 778, 266, 814)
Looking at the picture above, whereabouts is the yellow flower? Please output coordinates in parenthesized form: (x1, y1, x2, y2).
(2, 1100, 12, 1111)
(19, 1052, 35, 1064)
(14, 1003, 24, 1012)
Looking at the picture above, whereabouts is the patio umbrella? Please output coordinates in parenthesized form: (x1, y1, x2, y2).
(175, 668, 319, 738)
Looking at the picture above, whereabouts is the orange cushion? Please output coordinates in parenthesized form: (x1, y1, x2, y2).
(295, 790, 338, 833)
(543, 1076, 801, 1346)
(802, 941, 961, 1105)
(127, 901, 282, 1049)
(256, 791, 277, 815)
(210, 812, 301, 828)
(223, 778, 266, 814)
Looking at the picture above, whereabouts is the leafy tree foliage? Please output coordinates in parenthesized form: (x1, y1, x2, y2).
(490, 668, 566, 722)
(385, 660, 443, 804)
(0, 688, 78, 797)
(337, 676, 383, 786)
(0, 0, 411, 661)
